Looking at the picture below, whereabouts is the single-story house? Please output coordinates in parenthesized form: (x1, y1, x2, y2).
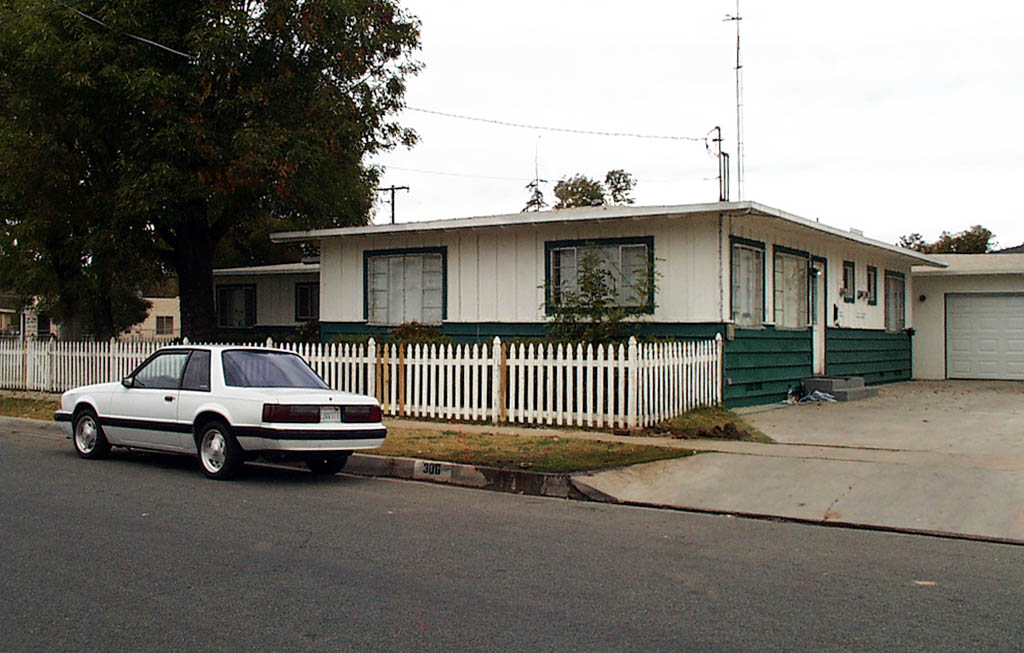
(269, 201, 944, 406)
(123, 297, 181, 341)
(911, 253, 1024, 381)
(212, 262, 320, 339)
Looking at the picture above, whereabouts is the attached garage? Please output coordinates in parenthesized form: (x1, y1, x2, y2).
(945, 294, 1024, 380)
(912, 254, 1024, 381)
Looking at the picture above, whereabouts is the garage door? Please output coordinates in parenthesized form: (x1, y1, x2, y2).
(946, 294, 1024, 380)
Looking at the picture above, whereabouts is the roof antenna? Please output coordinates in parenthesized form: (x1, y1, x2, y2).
(724, 1, 744, 200)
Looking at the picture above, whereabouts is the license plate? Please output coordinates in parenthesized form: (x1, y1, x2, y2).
(320, 406, 341, 423)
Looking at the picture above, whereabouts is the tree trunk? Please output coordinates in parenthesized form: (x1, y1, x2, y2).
(173, 212, 218, 342)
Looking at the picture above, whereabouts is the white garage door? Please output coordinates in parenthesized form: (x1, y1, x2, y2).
(946, 294, 1024, 380)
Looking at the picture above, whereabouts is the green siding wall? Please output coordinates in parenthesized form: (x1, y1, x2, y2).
(320, 321, 723, 345)
(826, 328, 911, 384)
(723, 327, 812, 408)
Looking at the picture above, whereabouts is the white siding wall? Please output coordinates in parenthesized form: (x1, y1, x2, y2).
(215, 273, 318, 326)
(727, 216, 913, 331)
(912, 274, 1024, 379)
(320, 214, 724, 324)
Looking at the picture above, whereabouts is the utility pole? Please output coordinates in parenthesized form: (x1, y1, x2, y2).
(376, 185, 409, 224)
(725, 1, 744, 200)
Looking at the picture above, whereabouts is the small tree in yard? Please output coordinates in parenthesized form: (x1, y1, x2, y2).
(545, 248, 655, 344)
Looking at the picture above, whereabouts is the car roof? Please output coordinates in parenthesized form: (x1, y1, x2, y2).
(155, 344, 298, 355)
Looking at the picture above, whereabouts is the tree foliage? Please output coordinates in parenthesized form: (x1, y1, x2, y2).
(898, 225, 996, 254)
(1, 0, 421, 340)
(552, 170, 636, 209)
(521, 179, 547, 213)
(545, 248, 655, 344)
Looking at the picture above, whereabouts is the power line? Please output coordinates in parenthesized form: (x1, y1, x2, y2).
(69, 6, 193, 59)
(406, 107, 706, 142)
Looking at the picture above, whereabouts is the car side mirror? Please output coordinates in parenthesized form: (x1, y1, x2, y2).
(121, 377, 135, 388)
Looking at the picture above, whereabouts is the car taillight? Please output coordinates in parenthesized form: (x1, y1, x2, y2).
(262, 404, 320, 423)
(342, 404, 382, 423)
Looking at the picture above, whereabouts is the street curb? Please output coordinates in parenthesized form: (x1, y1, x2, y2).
(347, 453, 599, 502)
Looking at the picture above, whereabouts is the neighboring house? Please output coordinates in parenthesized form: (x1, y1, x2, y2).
(212, 262, 320, 339)
(995, 243, 1024, 253)
(911, 253, 1024, 381)
(271, 201, 944, 406)
(123, 297, 181, 341)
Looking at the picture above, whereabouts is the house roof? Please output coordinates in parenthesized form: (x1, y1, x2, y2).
(213, 262, 320, 276)
(995, 243, 1024, 253)
(912, 253, 1024, 276)
(270, 200, 946, 267)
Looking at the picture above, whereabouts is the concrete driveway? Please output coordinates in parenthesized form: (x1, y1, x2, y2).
(741, 380, 1024, 459)
(575, 381, 1024, 543)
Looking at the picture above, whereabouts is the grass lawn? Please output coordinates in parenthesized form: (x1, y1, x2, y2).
(649, 405, 773, 443)
(376, 427, 695, 474)
(0, 396, 59, 421)
(0, 394, 695, 473)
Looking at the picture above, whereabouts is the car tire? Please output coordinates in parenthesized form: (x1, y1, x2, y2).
(72, 409, 111, 459)
(305, 452, 351, 476)
(196, 421, 243, 480)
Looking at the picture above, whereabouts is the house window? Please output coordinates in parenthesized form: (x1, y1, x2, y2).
(156, 316, 174, 336)
(842, 261, 856, 303)
(866, 266, 878, 305)
(217, 285, 256, 328)
(731, 241, 764, 328)
(773, 251, 809, 329)
(37, 314, 51, 336)
(546, 237, 653, 311)
(366, 249, 445, 326)
(295, 283, 319, 322)
(884, 272, 905, 332)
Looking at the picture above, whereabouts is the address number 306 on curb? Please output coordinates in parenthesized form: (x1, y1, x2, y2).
(413, 460, 453, 482)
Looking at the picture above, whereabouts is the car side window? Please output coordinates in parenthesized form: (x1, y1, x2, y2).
(181, 350, 211, 392)
(133, 352, 190, 390)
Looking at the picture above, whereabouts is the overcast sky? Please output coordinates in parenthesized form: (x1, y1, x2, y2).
(370, 1, 1024, 249)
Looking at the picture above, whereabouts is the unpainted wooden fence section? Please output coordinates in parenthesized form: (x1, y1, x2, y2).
(0, 335, 723, 429)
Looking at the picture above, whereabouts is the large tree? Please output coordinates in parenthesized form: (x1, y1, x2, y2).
(898, 225, 997, 254)
(552, 170, 636, 209)
(1, 0, 421, 340)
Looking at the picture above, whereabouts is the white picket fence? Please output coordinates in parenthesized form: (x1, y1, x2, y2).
(0, 335, 723, 429)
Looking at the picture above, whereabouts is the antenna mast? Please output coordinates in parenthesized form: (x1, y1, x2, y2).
(725, 1, 744, 200)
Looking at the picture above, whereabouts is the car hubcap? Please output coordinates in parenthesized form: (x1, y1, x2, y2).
(201, 430, 226, 472)
(75, 417, 97, 453)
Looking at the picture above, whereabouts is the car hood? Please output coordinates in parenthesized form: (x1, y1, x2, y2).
(64, 382, 121, 397)
(241, 388, 378, 405)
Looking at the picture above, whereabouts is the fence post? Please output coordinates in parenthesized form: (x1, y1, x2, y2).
(626, 336, 639, 430)
(182, 337, 190, 345)
(491, 336, 502, 424)
(367, 338, 377, 400)
(715, 332, 724, 405)
(109, 337, 117, 384)
(266, 337, 273, 348)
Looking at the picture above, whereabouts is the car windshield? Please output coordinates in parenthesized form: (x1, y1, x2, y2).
(221, 351, 329, 389)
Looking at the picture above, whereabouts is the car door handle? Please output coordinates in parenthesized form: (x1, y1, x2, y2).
(164, 396, 175, 402)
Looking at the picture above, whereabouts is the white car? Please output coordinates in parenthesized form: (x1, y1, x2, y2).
(54, 345, 386, 479)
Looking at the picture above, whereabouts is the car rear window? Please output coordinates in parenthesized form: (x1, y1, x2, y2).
(221, 351, 329, 389)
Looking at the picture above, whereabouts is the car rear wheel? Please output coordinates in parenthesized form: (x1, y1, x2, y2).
(73, 409, 110, 459)
(305, 452, 351, 476)
(197, 421, 243, 480)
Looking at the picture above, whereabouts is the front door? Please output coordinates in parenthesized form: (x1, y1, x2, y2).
(811, 260, 826, 375)
(106, 350, 191, 450)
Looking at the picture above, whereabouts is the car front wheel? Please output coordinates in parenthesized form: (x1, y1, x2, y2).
(73, 409, 110, 459)
(197, 421, 243, 480)
(305, 452, 351, 476)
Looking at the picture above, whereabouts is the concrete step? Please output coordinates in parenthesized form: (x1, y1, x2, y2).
(802, 376, 867, 393)
(829, 387, 879, 402)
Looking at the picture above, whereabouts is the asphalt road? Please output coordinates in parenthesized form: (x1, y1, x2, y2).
(2, 426, 1023, 652)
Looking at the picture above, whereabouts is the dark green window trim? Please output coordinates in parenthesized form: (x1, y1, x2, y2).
(811, 255, 828, 326)
(884, 269, 905, 279)
(543, 236, 655, 315)
(216, 284, 257, 329)
(866, 266, 878, 305)
(362, 246, 448, 322)
(842, 260, 856, 303)
(729, 236, 766, 328)
(294, 282, 319, 322)
(771, 245, 813, 331)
